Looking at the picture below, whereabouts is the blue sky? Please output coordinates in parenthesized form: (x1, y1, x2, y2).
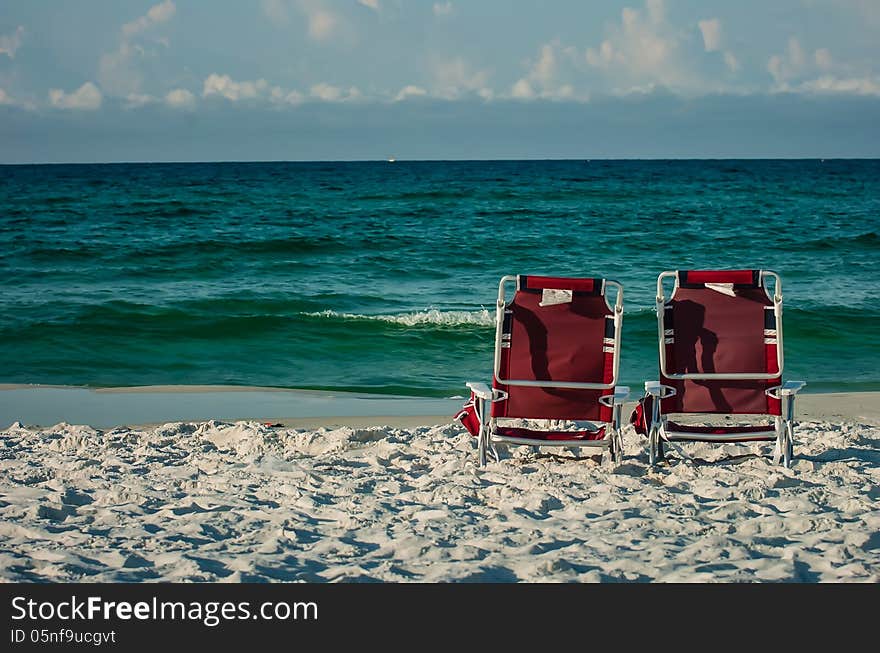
(1, 1, 878, 162)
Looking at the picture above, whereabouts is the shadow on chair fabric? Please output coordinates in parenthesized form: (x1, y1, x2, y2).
(635, 269, 805, 468)
(454, 274, 629, 468)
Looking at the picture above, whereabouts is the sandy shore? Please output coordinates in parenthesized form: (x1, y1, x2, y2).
(0, 390, 877, 582)
(0, 385, 464, 429)
(1, 385, 877, 429)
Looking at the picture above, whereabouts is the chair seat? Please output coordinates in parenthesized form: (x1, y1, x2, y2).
(665, 421, 776, 441)
(494, 425, 606, 442)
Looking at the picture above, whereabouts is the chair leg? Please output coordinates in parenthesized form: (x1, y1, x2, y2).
(648, 424, 666, 467)
(612, 429, 623, 465)
(609, 405, 624, 466)
(773, 416, 784, 466)
(774, 400, 796, 469)
(647, 393, 665, 467)
(783, 420, 794, 469)
(783, 393, 797, 468)
(476, 397, 490, 468)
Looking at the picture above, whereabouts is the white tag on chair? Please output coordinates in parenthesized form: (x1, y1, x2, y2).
(705, 282, 736, 297)
(539, 288, 573, 306)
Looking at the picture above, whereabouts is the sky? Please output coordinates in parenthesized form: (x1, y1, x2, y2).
(1, 0, 878, 162)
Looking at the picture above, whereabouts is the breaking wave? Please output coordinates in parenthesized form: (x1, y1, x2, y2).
(302, 308, 494, 327)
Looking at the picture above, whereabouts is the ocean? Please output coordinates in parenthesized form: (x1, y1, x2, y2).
(1, 159, 878, 398)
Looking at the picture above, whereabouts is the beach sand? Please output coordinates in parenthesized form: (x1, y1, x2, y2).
(0, 390, 877, 582)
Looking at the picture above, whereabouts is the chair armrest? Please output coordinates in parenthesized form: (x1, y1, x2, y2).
(766, 381, 807, 399)
(644, 381, 676, 398)
(466, 381, 493, 401)
(599, 386, 631, 407)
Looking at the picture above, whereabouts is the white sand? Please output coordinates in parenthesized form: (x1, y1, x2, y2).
(1, 409, 878, 582)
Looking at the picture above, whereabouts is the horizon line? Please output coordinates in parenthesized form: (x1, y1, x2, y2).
(3, 156, 879, 166)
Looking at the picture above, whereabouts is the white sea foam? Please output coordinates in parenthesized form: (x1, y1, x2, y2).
(304, 308, 494, 327)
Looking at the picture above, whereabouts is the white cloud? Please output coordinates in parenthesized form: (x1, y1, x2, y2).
(296, 1, 341, 41)
(358, 0, 380, 11)
(511, 78, 534, 100)
(798, 75, 880, 96)
(310, 82, 343, 101)
(531, 44, 558, 86)
(310, 82, 361, 102)
(148, 1, 176, 23)
(201, 74, 358, 106)
(767, 56, 783, 82)
(308, 11, 337, 40)
(394, 85, 428, 101)
(723, 51, 740, 73)
(768, 37, 807, 84)
(0, 87, 35, 110)
(433, 2, 453, 16)
(645, 0, 664, 23)
(698, 18, 721, 52)
(203, 74, 269, 101)
(583, 0, 689, 91)
(267, 0, 349, 41)
(768, 39, 841, 88)
(697, 18, 739, 74)
(99, 43, 145, 97)
(165, 88, 196, 109)
(788, 38, 805, 68)
(125, 93, 155, 108)
(431, 57, 490, 99)
(585, 40, 616, 68)
(512, 41, 578, 100)
(122, 1, 176, 37)
(101, 2, 177, 98)
(0, 26, 24, 59)
(270, 86, 304, 105)
(49, 82, 103, 110)
(765, 38, 873, 96)
(815, 48, 833, 70)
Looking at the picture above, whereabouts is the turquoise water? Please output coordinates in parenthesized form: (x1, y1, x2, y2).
(1, 160, 878, 396)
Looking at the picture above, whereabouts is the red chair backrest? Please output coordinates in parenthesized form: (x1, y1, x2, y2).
(660, 270, 781, 416)
(492, 275, 616, 422)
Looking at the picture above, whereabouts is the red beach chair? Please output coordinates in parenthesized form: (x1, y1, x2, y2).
(456, 275, 629, 467)
(641, 270, 805, 467)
